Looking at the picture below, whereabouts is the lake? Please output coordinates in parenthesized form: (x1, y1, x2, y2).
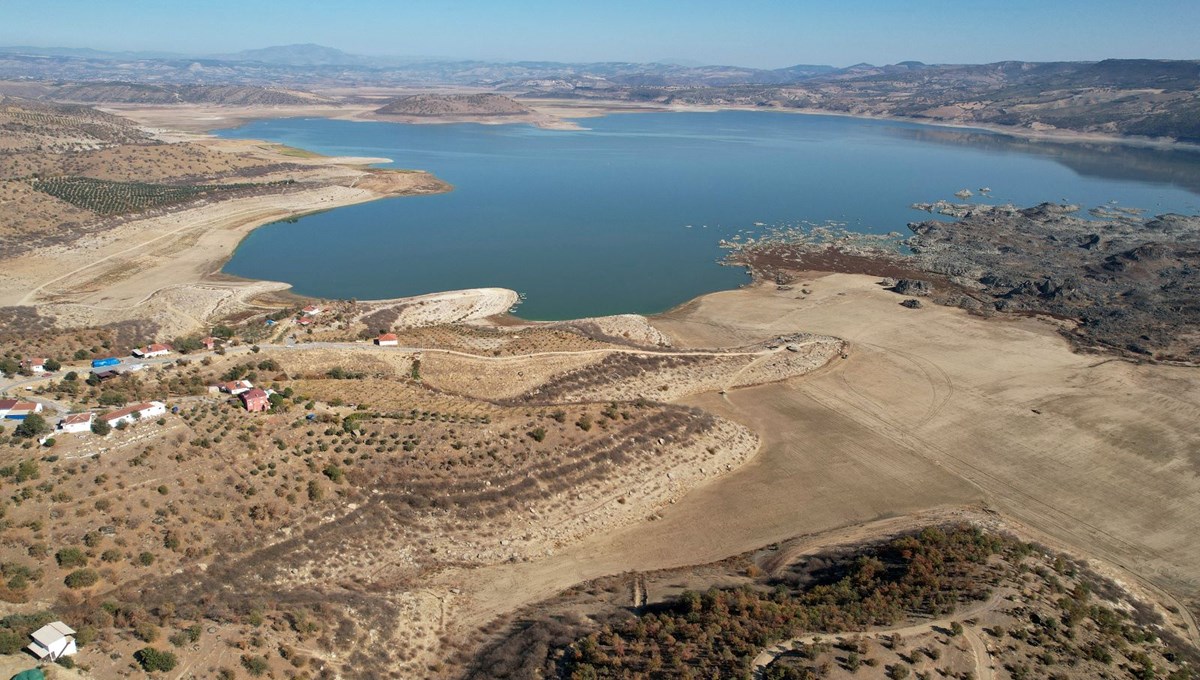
(217, 112, 1200, 320)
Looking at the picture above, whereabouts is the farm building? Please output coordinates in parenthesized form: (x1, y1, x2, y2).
(0, 400, 42, 420)
(102, 401, 166, 427)
(26, 620, 77, 661)
(376, 333, 399, 346)
(240, 388, 271, 412)
(21, 358, 47, 373)
(57, 412, 94, 434)
(132, 343, 172, 358)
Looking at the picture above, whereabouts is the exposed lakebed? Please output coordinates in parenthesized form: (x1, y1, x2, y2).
(217, 111, 1200, 319)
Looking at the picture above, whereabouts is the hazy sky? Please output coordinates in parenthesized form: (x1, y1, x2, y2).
(3, 0, 1198, 67)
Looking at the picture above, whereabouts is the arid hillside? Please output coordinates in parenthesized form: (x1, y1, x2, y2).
(376, 93, 532, 117)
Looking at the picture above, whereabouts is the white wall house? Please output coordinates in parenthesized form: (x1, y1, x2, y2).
(101, 401, 166, 428)
(132, 343, 172, 358)
(27, 621, 77, 660)
(57, 412, 94, 434)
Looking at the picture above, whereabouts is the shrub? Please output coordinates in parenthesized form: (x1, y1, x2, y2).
(64, 568, 99, 589)
(134, 622, 159, 642)
(527, 427, 547, 442)
(135, 647, 178, 672)
(241, 654, 270, 676)
(91, 418, 112, 435)
(55, 547, 87, 568)
(322, 464, 344, 483)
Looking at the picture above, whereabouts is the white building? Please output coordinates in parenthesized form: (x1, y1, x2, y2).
(57, 412, 94, 434)
(218, 380, 255, 395)
(132, 343, 172, 358)
(27, 621, 77, 660)
(0, 399, 43, 420)
(101, 401, 166, 428)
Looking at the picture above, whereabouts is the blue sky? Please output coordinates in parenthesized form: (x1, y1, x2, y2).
(2, 0, 1198, 67)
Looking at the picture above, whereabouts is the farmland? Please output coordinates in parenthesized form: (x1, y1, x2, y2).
(29, 176, 296, 216)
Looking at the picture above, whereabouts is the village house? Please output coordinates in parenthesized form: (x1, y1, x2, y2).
(101, 401, 166, 428)
(26, 621, 77, 661)
(376, 333, 399, 346)
(301, 305, 322, 316)
(57, 412, 94, 434)
(217, 379, 254, 395)
(240, 388, 271, 412)
(296, 316, 313, 327)
(200, 336, 218, 350)
(0, 399, 43, 420)
(132, 343, 172, 358)
(21, 358, 47, 373)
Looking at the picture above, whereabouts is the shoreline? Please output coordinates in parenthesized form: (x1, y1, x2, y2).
(109, 96, 1200, 150)
(10, 98, 1196, 340)
(0, 138, 458, 337)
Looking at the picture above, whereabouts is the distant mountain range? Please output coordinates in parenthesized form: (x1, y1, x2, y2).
(1, 44, 1197, 142)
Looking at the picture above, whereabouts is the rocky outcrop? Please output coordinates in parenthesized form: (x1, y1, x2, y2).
(901, 203, 1200, 362)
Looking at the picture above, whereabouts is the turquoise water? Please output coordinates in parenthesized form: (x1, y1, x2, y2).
(218, 112, 1200, 319)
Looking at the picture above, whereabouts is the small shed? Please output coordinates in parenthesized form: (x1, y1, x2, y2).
(27, 620, 77, 660)
(376, 333, 399, 347)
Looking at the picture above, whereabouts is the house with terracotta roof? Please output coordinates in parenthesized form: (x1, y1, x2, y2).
(21, 358, 47, 373)
(239, 388, 270, 412)
(0, 400, 42, 420)
(375, 333, 399, 346)
(101, 401, 166, 427)
(57, 412, 94, 434)
(301, 305, 322, 316)
(218, 380, 254, 395)
(132, 343, 172, 358)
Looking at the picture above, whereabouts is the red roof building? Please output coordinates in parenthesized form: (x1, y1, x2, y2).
(375, 333, 399, 346)
(132, 343, 172, 358)
(240, 388, 270, 413)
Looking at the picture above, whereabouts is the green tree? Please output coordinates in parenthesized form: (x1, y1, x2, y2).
(43, 358, 61, 372)
(13, 414, 49, 439)
(134, 647, 178, 672)
(91, 418, 112, 435)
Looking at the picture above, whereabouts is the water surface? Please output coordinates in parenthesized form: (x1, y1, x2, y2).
(218, 112, 1200, 319)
